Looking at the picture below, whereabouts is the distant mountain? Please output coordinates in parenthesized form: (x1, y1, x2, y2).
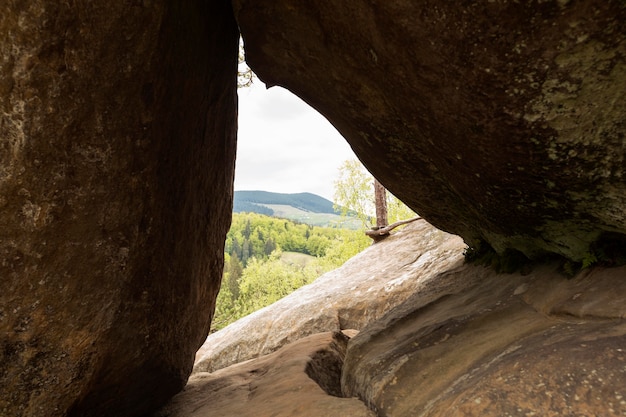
(234, 191, 338, 215)
(233, 199, 274, 216)
(233, 190, 360, 229)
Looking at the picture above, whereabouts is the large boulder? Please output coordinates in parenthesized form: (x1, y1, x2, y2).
(194, 220, 465, 374)
(0, 1, 238, 416)
(189, 216, 626, 416)
(233, 0, 626, 261)
(342, 263, 626, 416)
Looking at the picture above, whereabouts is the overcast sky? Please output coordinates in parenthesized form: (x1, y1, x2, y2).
(234, 81, 357, 202)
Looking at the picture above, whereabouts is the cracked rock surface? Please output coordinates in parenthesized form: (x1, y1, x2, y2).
(156, 332, 375, 417)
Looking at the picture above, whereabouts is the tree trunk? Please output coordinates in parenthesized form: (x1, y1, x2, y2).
(374, 179, 388, 228)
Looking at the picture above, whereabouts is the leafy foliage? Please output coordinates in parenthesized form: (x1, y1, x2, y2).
(237, 37, 254, 89)
(333, 159, 416, 228)
(225, 212, 366, 266)
(560, 232, 626, 277)
(235, 250, 322, 316)
(213, 212, 370, 332)
(333, 160, 374, 227)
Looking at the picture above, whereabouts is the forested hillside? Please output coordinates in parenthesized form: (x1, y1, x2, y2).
(233, 190, 360, 228)
(225, 212, 352, 262)
(234, 191, 337, 214)
(232, 199, 273, 216)
(214, 212, 370, 331)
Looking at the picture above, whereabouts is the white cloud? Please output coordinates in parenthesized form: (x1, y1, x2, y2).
(234, 82, 356, 201)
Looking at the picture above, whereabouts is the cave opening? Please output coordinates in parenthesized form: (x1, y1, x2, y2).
(234, 77, 356, 202)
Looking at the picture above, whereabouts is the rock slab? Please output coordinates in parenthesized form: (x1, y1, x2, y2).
(156, 332, 375, 417)
(343, 263, 626, 416)
(195, 219, 626, 416)
(0, 1, 238, 416)
(194, 220, 465, 374)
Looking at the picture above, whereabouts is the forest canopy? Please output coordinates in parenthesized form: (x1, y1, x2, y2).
(213, 212, 371, 331)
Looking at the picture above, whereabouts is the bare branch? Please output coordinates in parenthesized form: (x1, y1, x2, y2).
(365, 217, 423, 242)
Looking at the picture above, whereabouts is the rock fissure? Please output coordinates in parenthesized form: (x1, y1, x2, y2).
(304, 333, 348, 398)
(156, 332, 377, 417)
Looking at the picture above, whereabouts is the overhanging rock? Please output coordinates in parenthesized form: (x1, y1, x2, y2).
(234, 0, 626, 261)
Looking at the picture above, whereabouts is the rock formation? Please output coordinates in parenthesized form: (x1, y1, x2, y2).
(3, 1, 626, 415)
(342, 253, 626, 416)
(156, 332, 375, 417)
(164, 220, 626, 416)
(233, 0, 626, 261)
(0, 2, 238, 416)
(194, 220, 463, 374)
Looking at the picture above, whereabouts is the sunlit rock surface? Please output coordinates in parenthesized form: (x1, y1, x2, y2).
(343, 263, 626, 416)
(194, 220, 464, 374)
(190, 219, 625, 416)
(157, 332, 375, 417)
(234, 0, 626, 261)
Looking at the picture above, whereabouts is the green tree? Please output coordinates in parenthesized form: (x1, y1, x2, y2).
(334, 159, 374, 228)
(333, 159, 416, 228)
(237, 37, 254, 88)
(264, 237, 277, 256)
(241, 239, 250, 264)
(227, 253, 243, 299)
(236, 249, 318, 316)
(212, 213, 372, 331)
(243, 219, 252, 239)
(386, 192, 416, 224)
(212, 282, 238, 332)
(231, 237, 242, 259)
(318, 233, 370, 267)
(305, 234, 330, 257)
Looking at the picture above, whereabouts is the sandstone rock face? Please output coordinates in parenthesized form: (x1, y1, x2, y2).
(233, 0, 626, 261)
(343, 264, 626, 416)
(0, 2, 238, 416)
(156, 332, 375, 417)
(194, 220, 465, 374)
(191, 219, 625, 416)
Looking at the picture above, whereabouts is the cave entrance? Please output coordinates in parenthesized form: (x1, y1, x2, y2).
(235, 79, 356, 201)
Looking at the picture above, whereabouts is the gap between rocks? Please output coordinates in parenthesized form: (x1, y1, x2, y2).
(304, 330, 379, 413)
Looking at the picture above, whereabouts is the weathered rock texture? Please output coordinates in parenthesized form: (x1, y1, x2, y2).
(194, 220, 464, 374)
(156, 332, 375, 417)
(343, 263, 626, 416)
(234, 0, 626, 261)
(188, 219, 626, 416)
(0, 2, 238, 416)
